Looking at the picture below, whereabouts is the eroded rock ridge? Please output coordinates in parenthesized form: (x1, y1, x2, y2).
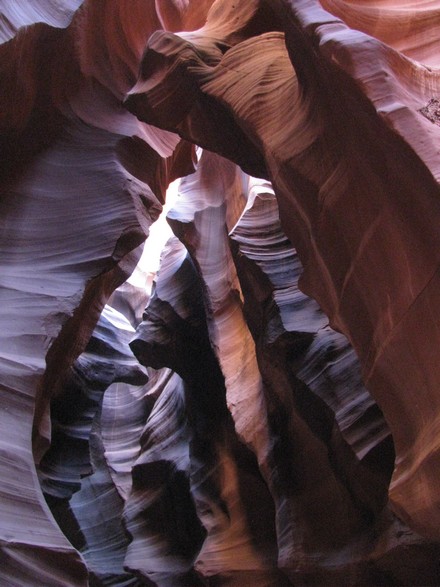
(1, 1, 440, 585)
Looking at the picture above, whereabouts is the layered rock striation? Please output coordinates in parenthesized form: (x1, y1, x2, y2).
(126, 0, 440, 544)
(2, 0, 440, 585)
(0, 1, 193, 584)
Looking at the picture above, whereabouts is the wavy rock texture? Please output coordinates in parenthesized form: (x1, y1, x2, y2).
(39, 307, 148, 501)
(166, 154, 372, 578)
(131, 234, 288, 586)
(135, 153, 439, 584)
(126, 0, 440, 545)
(40, 306, 148, 586)
(0, 0, 84, 43)
(229, 178, 392, 480)
(0, 1, 194, 584)
(3, 0, 440, 585)
(320, 0, 440, 66)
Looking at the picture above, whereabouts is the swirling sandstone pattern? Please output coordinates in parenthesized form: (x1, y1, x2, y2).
(126, 0, 440, 543)
(0, 1, 192, 584)
(2, 0, 440, 585)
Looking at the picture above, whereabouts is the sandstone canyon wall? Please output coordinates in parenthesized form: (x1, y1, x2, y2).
(1, 1, 440, 585)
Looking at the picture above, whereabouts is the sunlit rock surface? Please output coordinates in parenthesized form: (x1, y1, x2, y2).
(2, 0, 440, 585)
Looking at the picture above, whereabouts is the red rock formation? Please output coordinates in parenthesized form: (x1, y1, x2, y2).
(135, 151, 439, 584)
(2, 0, 440, 585)
(130, 234, 289, 585)
(126, 0, 440, 545)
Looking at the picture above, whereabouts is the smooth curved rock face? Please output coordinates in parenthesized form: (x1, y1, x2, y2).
(40, 305, 148, 586)
(3, 0, 440, 585)
(0, 2, 193, 584)
(320, 0, 440, 67)
(166, 154, 367, 566)
(126, 0, 440, 542)
(129, 152, 440, 585)
(229, 178, 392, 477)
(130, 234, 289, 586)
(39, 306, 148, 501)
(0, 0, 84, 43)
